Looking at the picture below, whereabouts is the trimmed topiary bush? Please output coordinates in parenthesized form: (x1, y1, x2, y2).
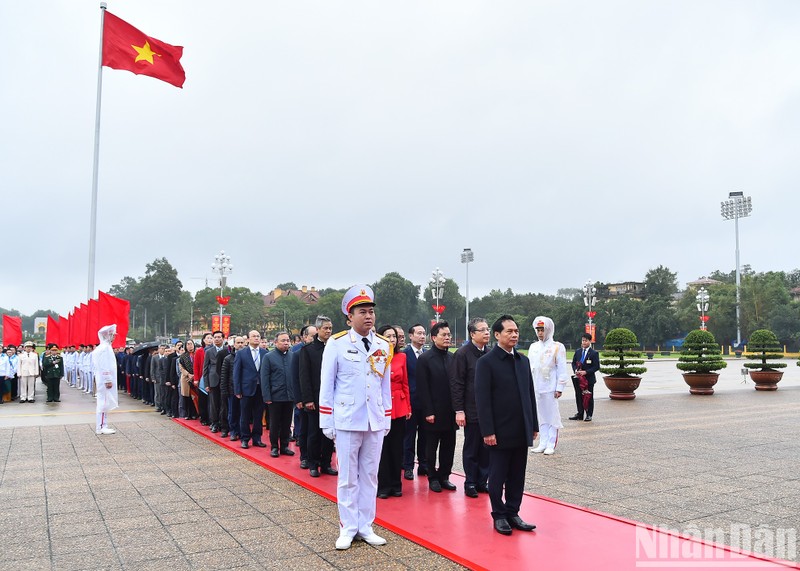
(599, 328, 647, 377)
(677, 329, 727, 374)
(743, 329, 786, 372)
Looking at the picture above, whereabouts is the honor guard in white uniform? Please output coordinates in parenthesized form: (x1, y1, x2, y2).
(529, 316, 569, 455)
(319, 285, 393, 550)
(93, 325, 119, 434)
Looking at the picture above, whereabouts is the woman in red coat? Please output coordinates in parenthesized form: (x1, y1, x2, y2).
(377, 325, 412, 498)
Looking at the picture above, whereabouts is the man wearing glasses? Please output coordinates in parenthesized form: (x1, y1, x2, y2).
(449, 317, 490, 498)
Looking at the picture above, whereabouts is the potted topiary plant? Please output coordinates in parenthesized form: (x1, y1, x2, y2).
(599, 328, 647, 400)
(743, 329, 786, 391)
(676, 329, 727, 395)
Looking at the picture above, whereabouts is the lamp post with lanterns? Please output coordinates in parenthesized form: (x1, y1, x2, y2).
(696, 287, 710, 331)
(431, 267, 445, 323)
(583, 280, 597, 342)
(211, 251, 233, 330)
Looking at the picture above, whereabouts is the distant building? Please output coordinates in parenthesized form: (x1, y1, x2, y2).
(263, 285, 320, 307)
(605, 281, 645, 298)
(791, 287, 800, 302)
(687, 276, 723, 287)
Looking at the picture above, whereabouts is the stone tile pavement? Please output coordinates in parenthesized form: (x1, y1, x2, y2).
(2, 364, 800, 569)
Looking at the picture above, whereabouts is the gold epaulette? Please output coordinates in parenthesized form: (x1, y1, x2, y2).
(332, 330, 348, 339)
(375, 333, 389, 343)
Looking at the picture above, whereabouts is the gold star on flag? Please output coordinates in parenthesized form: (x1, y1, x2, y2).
(132, 40, 160, 64)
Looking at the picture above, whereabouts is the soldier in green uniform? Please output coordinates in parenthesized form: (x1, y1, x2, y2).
(41, 343, 65, 403)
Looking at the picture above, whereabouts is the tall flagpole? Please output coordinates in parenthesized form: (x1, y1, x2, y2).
(88, 2, 107, 299)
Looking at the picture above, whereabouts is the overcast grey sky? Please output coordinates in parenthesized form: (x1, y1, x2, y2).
(2, 1, 799, 315)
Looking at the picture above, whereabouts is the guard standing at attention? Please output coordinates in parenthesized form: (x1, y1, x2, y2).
(319, 285, 393, 550)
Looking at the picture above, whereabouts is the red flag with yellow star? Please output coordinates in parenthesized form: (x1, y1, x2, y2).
(102, 11, 185, 88)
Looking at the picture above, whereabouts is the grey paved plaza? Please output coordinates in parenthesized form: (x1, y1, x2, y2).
(2, 358, 799, 569)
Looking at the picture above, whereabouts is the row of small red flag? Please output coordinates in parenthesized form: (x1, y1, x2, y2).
(2, 292, 130, 350)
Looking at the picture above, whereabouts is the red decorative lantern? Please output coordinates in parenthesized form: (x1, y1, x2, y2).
(701, 315, 710, 322)
(216, 295, 230, 306)
(432, 304, 446, 314)
(587, 311, 597, 319)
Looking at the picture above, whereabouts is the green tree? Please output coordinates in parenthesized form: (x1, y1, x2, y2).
(312, 291, 348, 332)
(266, 295, 309, 337)
(372, 272, 421, 328)
(275, 282, 298, 291)
(644, 265, 678, 298)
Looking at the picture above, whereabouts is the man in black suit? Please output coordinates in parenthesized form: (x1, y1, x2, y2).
(417, 321, 457, 493)
(569, 333, 600, 421)
(402, 324, 428, 480)
(475, 315, 538, 536)
(204, 331, 226, 433)
(233, 330, 268, 449)
(299, 316, 337, 477)
(450, 317, 490, 498)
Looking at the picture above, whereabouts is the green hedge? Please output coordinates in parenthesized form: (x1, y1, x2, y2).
(743, 329, 786, 371)
(676, 329, 727, 374)
(599, 328, 647, 377)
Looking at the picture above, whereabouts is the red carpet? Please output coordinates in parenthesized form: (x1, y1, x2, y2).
(174, 418, 798, 570)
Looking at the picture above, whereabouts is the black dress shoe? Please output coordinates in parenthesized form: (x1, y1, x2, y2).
(584, 416, 592, 422)
(270, 448, 280, 457)
(210, 426, 219, 433)
(494, 519, 513, 535)
(241, 441, 249, 449)
(476, 484, 490, 494)
(300, 459, 309, 469)
(253, 441, 267, 448)
(221, 432, 229, 438)
(322, 467, 338, 476)
(160, 411, 167, 415)
(377, 491, 389, 499)
(417, 466, 428, 476)
(568, 414, 583, 420)
(280, 448, 295, 456)
(441, 480, 457, 491)
(29, 400, 35, 404)
(464, 486, 479, 498)
(403, 469, 414, 481)
(309, 468, 320, 477)
(230, 434, 240, 441)
(429, 480, 442, 493)
(390, 490, 403, 497)
(508, 516, 536, 531)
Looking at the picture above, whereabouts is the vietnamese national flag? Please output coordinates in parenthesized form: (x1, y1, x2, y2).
(103, 11, 185, 88)
(2, 315, 22, 347)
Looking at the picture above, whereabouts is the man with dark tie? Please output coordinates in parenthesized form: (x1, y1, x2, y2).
(204, 331, 226, 433)
(402, 324, 428, 481)
(570, 333, 601, 421)
(475, 315, 538, 536)
(233, 330, 268, 449)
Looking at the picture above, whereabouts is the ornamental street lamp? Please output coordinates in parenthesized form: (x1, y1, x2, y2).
(431, 267, 445, 323)
(720, 192, 752, 347)
(583, 281, 597, 342)
(211, 251, 233, 326)
(696, 287, 710, 331)
(461, 248, 474, 342)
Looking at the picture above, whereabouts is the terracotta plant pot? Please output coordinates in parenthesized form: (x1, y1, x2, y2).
(603, 375, 641, 400)
(681, 373, 719, 395)
(749, 370, 784, 391)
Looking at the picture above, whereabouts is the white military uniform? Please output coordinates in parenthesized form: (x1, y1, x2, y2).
(92, 325, 119, 434)
(529, 316, 569, 452)
(320, 325, 392, 542)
